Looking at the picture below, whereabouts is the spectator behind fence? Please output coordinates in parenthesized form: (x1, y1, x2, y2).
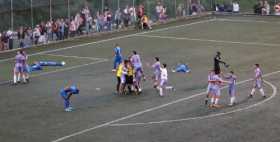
(262, 1, 270, 15)
(233, 1, 240, 13)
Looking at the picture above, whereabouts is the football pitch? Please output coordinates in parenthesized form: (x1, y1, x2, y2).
(1, 15, 280, 142)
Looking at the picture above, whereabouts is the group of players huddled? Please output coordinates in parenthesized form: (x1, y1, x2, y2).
(205, 52, 266, 108)
(113, 44, 176, 96)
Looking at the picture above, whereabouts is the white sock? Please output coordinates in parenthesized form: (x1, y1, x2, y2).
(230, 97, 235, 104)
(260, 88, 265, 96)
(22, 75, 26, 82)
(215, 98, 219, 105)
(250, 88, 256, 95)
(17, 74, 21, 82)
(166, 86, 173, 90)
(13, 74, 17, 83)
(211, 97, 215, 104)
(159, 87, 163, 96)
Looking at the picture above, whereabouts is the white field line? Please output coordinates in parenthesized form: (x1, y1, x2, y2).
(51, 70, 280, 142)
(0, 59, 108, 85)
(216, 18, 280, 24)
(0, 19, 215, 63)
(109, 80, 276, 127)
(44, 54, 105, 61)
(135, 34, 280, 47)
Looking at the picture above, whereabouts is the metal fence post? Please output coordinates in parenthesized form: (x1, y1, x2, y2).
(11, 0, 14, 30)
(50, 0, 52, 20)
(31, 0, 34, 28)
(67, 0, 70, 20)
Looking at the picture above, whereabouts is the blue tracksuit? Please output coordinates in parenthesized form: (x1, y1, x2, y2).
(113, 47, 122, 69)
(60, 85, 79, 109)
(175, 64, 190, 73)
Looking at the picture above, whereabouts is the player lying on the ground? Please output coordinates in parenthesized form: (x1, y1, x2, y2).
(249, 64, 266, 98)
(172, 63, 191, 73)
(60, 85, 79, 112)
(26, 61, 66, 73)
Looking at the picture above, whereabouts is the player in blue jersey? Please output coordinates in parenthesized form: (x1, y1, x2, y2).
(60, 85, 79, 112)
(172, 63, 191, 73)
(112, 44, 123, 72)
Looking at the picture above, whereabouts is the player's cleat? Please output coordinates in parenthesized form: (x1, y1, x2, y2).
(248, 94, 253, 98)
(65, 108, 72, 112)
(263, 96, 267, 98)
(205, 99, 208, 105)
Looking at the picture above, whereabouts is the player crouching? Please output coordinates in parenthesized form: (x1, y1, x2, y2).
(60, 85, 79, 112)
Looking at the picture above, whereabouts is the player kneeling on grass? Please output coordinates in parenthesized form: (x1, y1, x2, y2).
(158, 63, 174, 96)
(249, 64, 266, 98)
(60, 85, 79, 112)
(209, 72, 229, 108)
(224, 71, 237, 106)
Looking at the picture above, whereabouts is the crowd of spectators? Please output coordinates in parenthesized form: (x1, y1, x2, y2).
(0, 1, 199, 52)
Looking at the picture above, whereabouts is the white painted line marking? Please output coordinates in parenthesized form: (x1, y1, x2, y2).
(51, 70, 280, 142)
(216, 18, 279, 24)
(0, 19, 214, 63)
(135, 35, 280, 47)
(109, 80, 276, 127)
(0, 59, 108, 85)
(44, 54, 105, 61)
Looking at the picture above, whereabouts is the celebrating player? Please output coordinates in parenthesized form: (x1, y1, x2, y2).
(13, 51, 25, 84)
(209, 72, 229, 108)
(249, 64, 266, 98)
(224, 71, 237, 106)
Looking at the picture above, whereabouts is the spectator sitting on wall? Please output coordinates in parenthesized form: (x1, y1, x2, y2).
(254, 1, 263, 15)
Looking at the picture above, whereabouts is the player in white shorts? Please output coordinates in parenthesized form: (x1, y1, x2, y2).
(158, 63, 174, 96)
(249, 64, 266, 98)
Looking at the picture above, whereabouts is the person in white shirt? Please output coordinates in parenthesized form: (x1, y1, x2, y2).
(159, 63, 168, 96)
(233, 2, 240, 13)
(249, 64, 266, 98)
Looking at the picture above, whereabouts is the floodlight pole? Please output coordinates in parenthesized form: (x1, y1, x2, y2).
(31, 0, 34, 28)
(11, 0, 14, 30)
(50, 0, 52, 20)
(67, 0, 70, 20)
